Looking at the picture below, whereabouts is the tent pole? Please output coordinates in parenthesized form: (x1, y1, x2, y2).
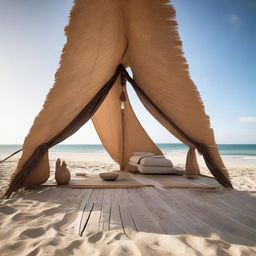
(119, 75, 125, 171)
(120, 106, 125, 171)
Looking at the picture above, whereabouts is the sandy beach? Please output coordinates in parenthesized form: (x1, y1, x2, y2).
(0, 152, 255, 256)
(1, 0, 256, 253)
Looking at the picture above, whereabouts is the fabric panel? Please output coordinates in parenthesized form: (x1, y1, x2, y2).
(92, 78, 162, 169)
(5, 67, 121, 197)
(6, 0, 126, 195)
(122, 0, 231, 186)
(185, 147, 200, 177)
(122, 67, 232, 187)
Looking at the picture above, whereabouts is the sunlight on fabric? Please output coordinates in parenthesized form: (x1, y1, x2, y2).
(62, 68, 179, 145)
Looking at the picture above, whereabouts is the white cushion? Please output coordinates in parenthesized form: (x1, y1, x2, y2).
(129, 156, 144, 164)
(133, 152, 155, 156)
(137, 165, 184, 175)
(140, 156, 173, 167)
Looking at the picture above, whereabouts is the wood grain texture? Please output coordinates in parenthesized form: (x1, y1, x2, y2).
(77, 176, 256, 246)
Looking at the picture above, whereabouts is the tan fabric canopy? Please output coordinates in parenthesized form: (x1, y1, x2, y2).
(92, 77, 162, 170)
(5, 0, 232, 197)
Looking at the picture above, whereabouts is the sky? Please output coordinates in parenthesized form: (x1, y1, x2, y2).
(0, 0, 255, 145)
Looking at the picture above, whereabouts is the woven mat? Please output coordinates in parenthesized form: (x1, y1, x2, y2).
(66, 173, 153, 189)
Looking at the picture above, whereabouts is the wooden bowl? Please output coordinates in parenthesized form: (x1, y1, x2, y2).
(99, 172, 119, 181)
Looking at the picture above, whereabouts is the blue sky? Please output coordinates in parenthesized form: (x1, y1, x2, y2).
(0, 0, 255, 144)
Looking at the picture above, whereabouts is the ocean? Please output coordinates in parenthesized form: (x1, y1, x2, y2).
(1, 144, 256, 162)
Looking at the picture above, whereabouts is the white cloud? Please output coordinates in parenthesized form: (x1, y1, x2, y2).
(229, 14, 241, 26)
(237, 116, 256, 123)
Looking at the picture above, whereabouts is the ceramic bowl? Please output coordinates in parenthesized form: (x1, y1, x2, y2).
(99, 172, 119, 181)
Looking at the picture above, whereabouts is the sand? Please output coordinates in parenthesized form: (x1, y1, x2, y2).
(0, 152, 255, 256)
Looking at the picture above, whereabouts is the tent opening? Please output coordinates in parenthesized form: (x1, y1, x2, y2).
(5, 65, 233, 198)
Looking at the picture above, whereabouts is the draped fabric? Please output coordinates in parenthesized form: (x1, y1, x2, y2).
(92, 78, 162, 170)
(5, 0, 232, 197)
(4, 67, 122, 197)
(120, 0, 231, 186)
(185, 147, 200, 178)
(122, 68, 232, 187)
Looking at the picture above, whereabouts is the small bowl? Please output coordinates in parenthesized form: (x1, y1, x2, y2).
(99, 172, 119, 181)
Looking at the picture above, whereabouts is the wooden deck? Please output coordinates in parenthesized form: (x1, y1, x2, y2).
(71, 177, 256, 246)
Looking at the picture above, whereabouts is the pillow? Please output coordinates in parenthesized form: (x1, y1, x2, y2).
(137, 165, 184, 175)
(133, 152, 155, 156)
(139, 156, 173, 167)
(129, 154, 159, 165)
(129, 156, 144, 164)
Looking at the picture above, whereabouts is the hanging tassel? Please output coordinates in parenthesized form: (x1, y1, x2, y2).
(119, 90, 126, 102)
(185, 147, 200, 179)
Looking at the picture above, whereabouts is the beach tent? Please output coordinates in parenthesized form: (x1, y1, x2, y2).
(5, 0, 232, 197)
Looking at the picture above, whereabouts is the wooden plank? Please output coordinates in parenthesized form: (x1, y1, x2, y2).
(193, 176, 220, 187)
(99, 189, 112, 231)
(125, 189, 166, 234)
(198, 175, 220, 185)
(181, 189, 256, 225)
(70, 189, 93, 235)
(225, 190, 256, 208)
(163, 189, 256, 245)
(116, 189, 137, 234)
(192, 176, 221, 189)
(70, 184, 153, 189)
(109, 189, 123, 231)
(80, 189, 99, 236)
(194, 189, 256, 216)
(143, 175, 217, 189)
(84, 189, 104, 235)
(142, 187, 216, 236)
(176, 189, 256, 242)
(119, 189, 139, 232)
(199, 174, 215, 179)
(71, 180, 255, 247)
(120, 188, 146, 232)
(127, 173, 162, 188)
(68, 175, 153, 189)
(139, 188, 185, 234)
